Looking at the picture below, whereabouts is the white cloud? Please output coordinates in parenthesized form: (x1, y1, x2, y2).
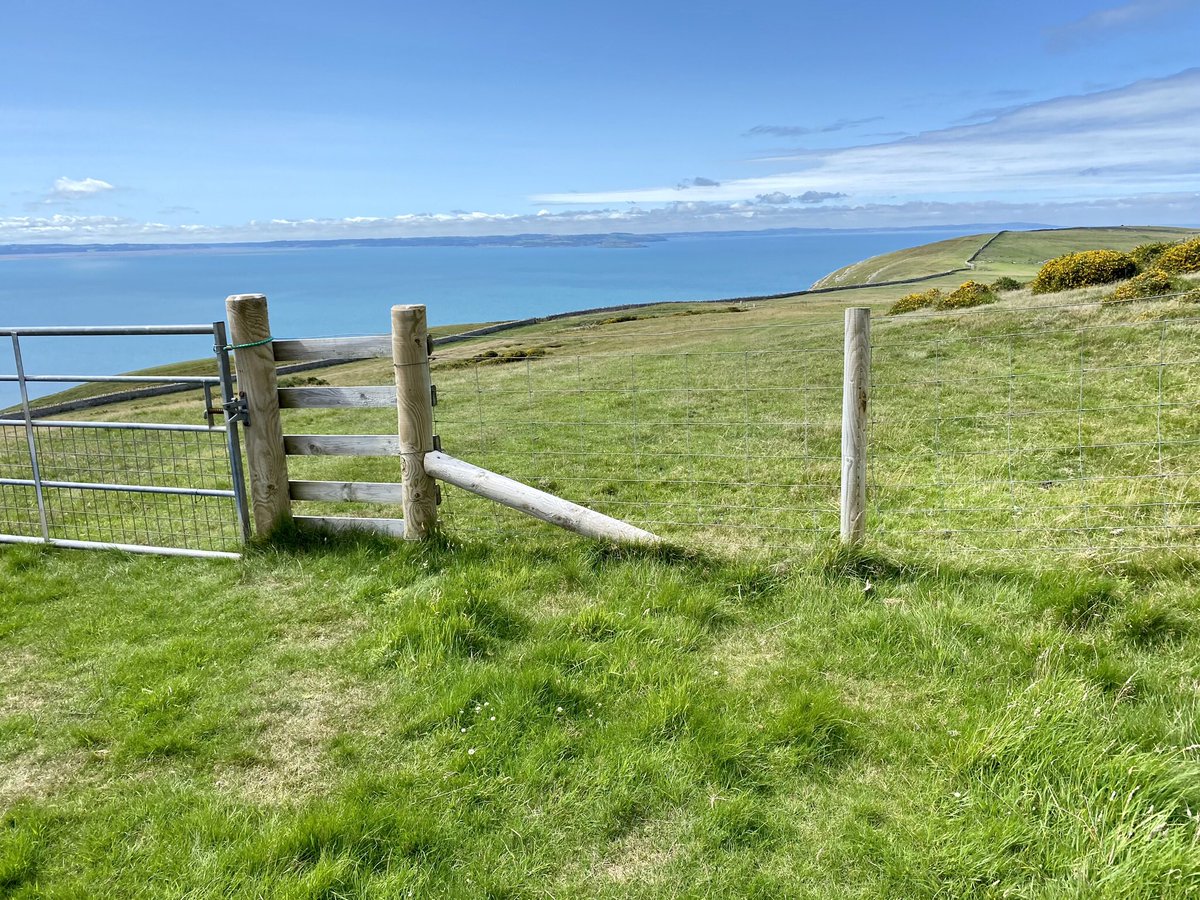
(50, 176, 115, 199)
(1, 193, 1198, 246)
(532, 69, 1200, 207)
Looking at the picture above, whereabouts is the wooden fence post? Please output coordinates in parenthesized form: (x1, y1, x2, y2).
(840, 307, 871, 544)
(226, 293, 292, 536)
(392, 304, 438, 539)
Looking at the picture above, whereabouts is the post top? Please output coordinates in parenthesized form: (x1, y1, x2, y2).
(391, 304, 427, 313)
(225, 293, 268, 303)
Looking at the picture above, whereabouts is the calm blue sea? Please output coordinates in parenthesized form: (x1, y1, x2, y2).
(0, 228, 972, 404)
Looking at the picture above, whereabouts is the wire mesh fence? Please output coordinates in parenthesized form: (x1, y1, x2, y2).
(422, 293, 1200, 560)
(429, 316, 847, 555)
(0, 326, 246, 557)
(868, 299, 1200, 556)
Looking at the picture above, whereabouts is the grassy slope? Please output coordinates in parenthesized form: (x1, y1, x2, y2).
(4, 235, 1200, 896)
(814, 226, 1200, 289)
(811, 232, 993, 288)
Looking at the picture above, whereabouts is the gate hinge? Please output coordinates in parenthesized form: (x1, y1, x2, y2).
(224, 392, 251, 427)
(435, 484, 443, 505)
(426, 334, 435, 356)
(430, 384, 438, 407)
(432, 433, 442, 451)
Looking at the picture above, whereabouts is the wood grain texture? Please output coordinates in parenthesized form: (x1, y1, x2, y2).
(289, 480, 404, 502)
(272, 335, 390, 361)
(840, 307, 871, 544)
(277, 386, 395, 409)
(392, 305, 438, 540)
(226, 294, 292, 535)
(283, 434, 400, 456)
(294, 515, 406, 538)
(424, 450, 660, 545)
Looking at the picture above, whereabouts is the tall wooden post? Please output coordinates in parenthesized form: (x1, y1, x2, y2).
(840, 307, 870, 544)
(392, 304, 438, 539)
(225, 293, 292, 536)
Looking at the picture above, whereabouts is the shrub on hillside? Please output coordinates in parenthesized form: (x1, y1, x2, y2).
(935, 280, 997, 310)
(1130, 242, 1173, 269)
(1156, 237, 1200, 274)
(990, 276, 1023, 292)
(1030, 250, 1138, 294)
(1103, 269, 1178, 304)
(887, 288, 941, 315)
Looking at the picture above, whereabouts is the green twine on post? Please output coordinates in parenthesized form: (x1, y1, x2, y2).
(224, 336, 274, 351)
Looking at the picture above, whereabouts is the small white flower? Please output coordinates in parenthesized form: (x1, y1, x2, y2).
(489, 716, 496, 721)
(556, 706, 564, 714)
(468, 747, 476, 755)
(460, 727, 467, 733)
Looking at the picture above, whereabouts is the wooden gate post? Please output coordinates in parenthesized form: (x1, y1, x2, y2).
(225, 293, 292, 536)
(392, 305, 438, 539)
(840, 307, 871, 544)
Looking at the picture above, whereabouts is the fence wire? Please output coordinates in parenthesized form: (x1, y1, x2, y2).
(427, 294, 1200, 559)
(868, 300, 1200, 556)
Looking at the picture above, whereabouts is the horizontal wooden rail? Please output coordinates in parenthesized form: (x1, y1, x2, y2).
(273, 335, 391, 362)
(424, 450, 659, 545)
(294, 515, 406, 538)
(289, 480, 405, 502)
(278, 386, 395, 409)
(283, 434, 400, 456)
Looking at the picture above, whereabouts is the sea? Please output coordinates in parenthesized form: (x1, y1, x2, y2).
(0, 227, 977, 404)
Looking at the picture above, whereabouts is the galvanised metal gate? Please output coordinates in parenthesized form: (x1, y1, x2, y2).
(0, 323, 249, 559)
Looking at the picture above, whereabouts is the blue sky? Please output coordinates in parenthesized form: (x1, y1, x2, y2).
(2, 0, 1199, 243)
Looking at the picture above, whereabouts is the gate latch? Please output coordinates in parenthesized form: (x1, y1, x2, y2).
(223, 392, 251, 427)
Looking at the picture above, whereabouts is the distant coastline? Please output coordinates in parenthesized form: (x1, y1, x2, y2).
(0, 223, 1049, 260)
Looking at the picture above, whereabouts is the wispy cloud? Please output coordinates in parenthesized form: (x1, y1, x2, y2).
(1045, 0, 1189, 49)
(534, 70, 1200, 207)
(48, 176, 115, 200)
(755, 191, 847, 205)
(744, 117, 882, 138)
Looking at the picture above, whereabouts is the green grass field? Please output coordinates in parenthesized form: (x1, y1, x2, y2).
(3, 228, 1200, 896)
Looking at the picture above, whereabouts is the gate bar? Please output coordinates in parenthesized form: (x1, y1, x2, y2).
(10, 334, 50, 541)
(213, 320, 251, 542)
(0, 325, 216, 337)
(0, 419, 226, 433)
(0, 477, 235, 498)
(0, 533, 240, 560)
(0, 374, 221, 385)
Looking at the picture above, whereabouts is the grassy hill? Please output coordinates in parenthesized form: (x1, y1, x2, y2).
(3, 231, 1200, 896)
(814, 226, 1200, 289)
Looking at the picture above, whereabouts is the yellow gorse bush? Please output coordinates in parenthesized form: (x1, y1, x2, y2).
(1156, 237, 1200, 274)
(1030, 250, 1138, 294)
(936, 280, 997, 310)
(1104, 270, 1176, 304)
(887, 288, 941, 315)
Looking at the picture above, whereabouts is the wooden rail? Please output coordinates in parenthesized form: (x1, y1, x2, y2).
(277, 386, 395, 408)
(273, 335, 391, 361)
(424, 450, 659, 545)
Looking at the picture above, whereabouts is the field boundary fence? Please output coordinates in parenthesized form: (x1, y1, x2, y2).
(1, 289, 1196, 561)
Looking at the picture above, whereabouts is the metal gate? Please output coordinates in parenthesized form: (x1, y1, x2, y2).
(0, 323, 249, 559)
